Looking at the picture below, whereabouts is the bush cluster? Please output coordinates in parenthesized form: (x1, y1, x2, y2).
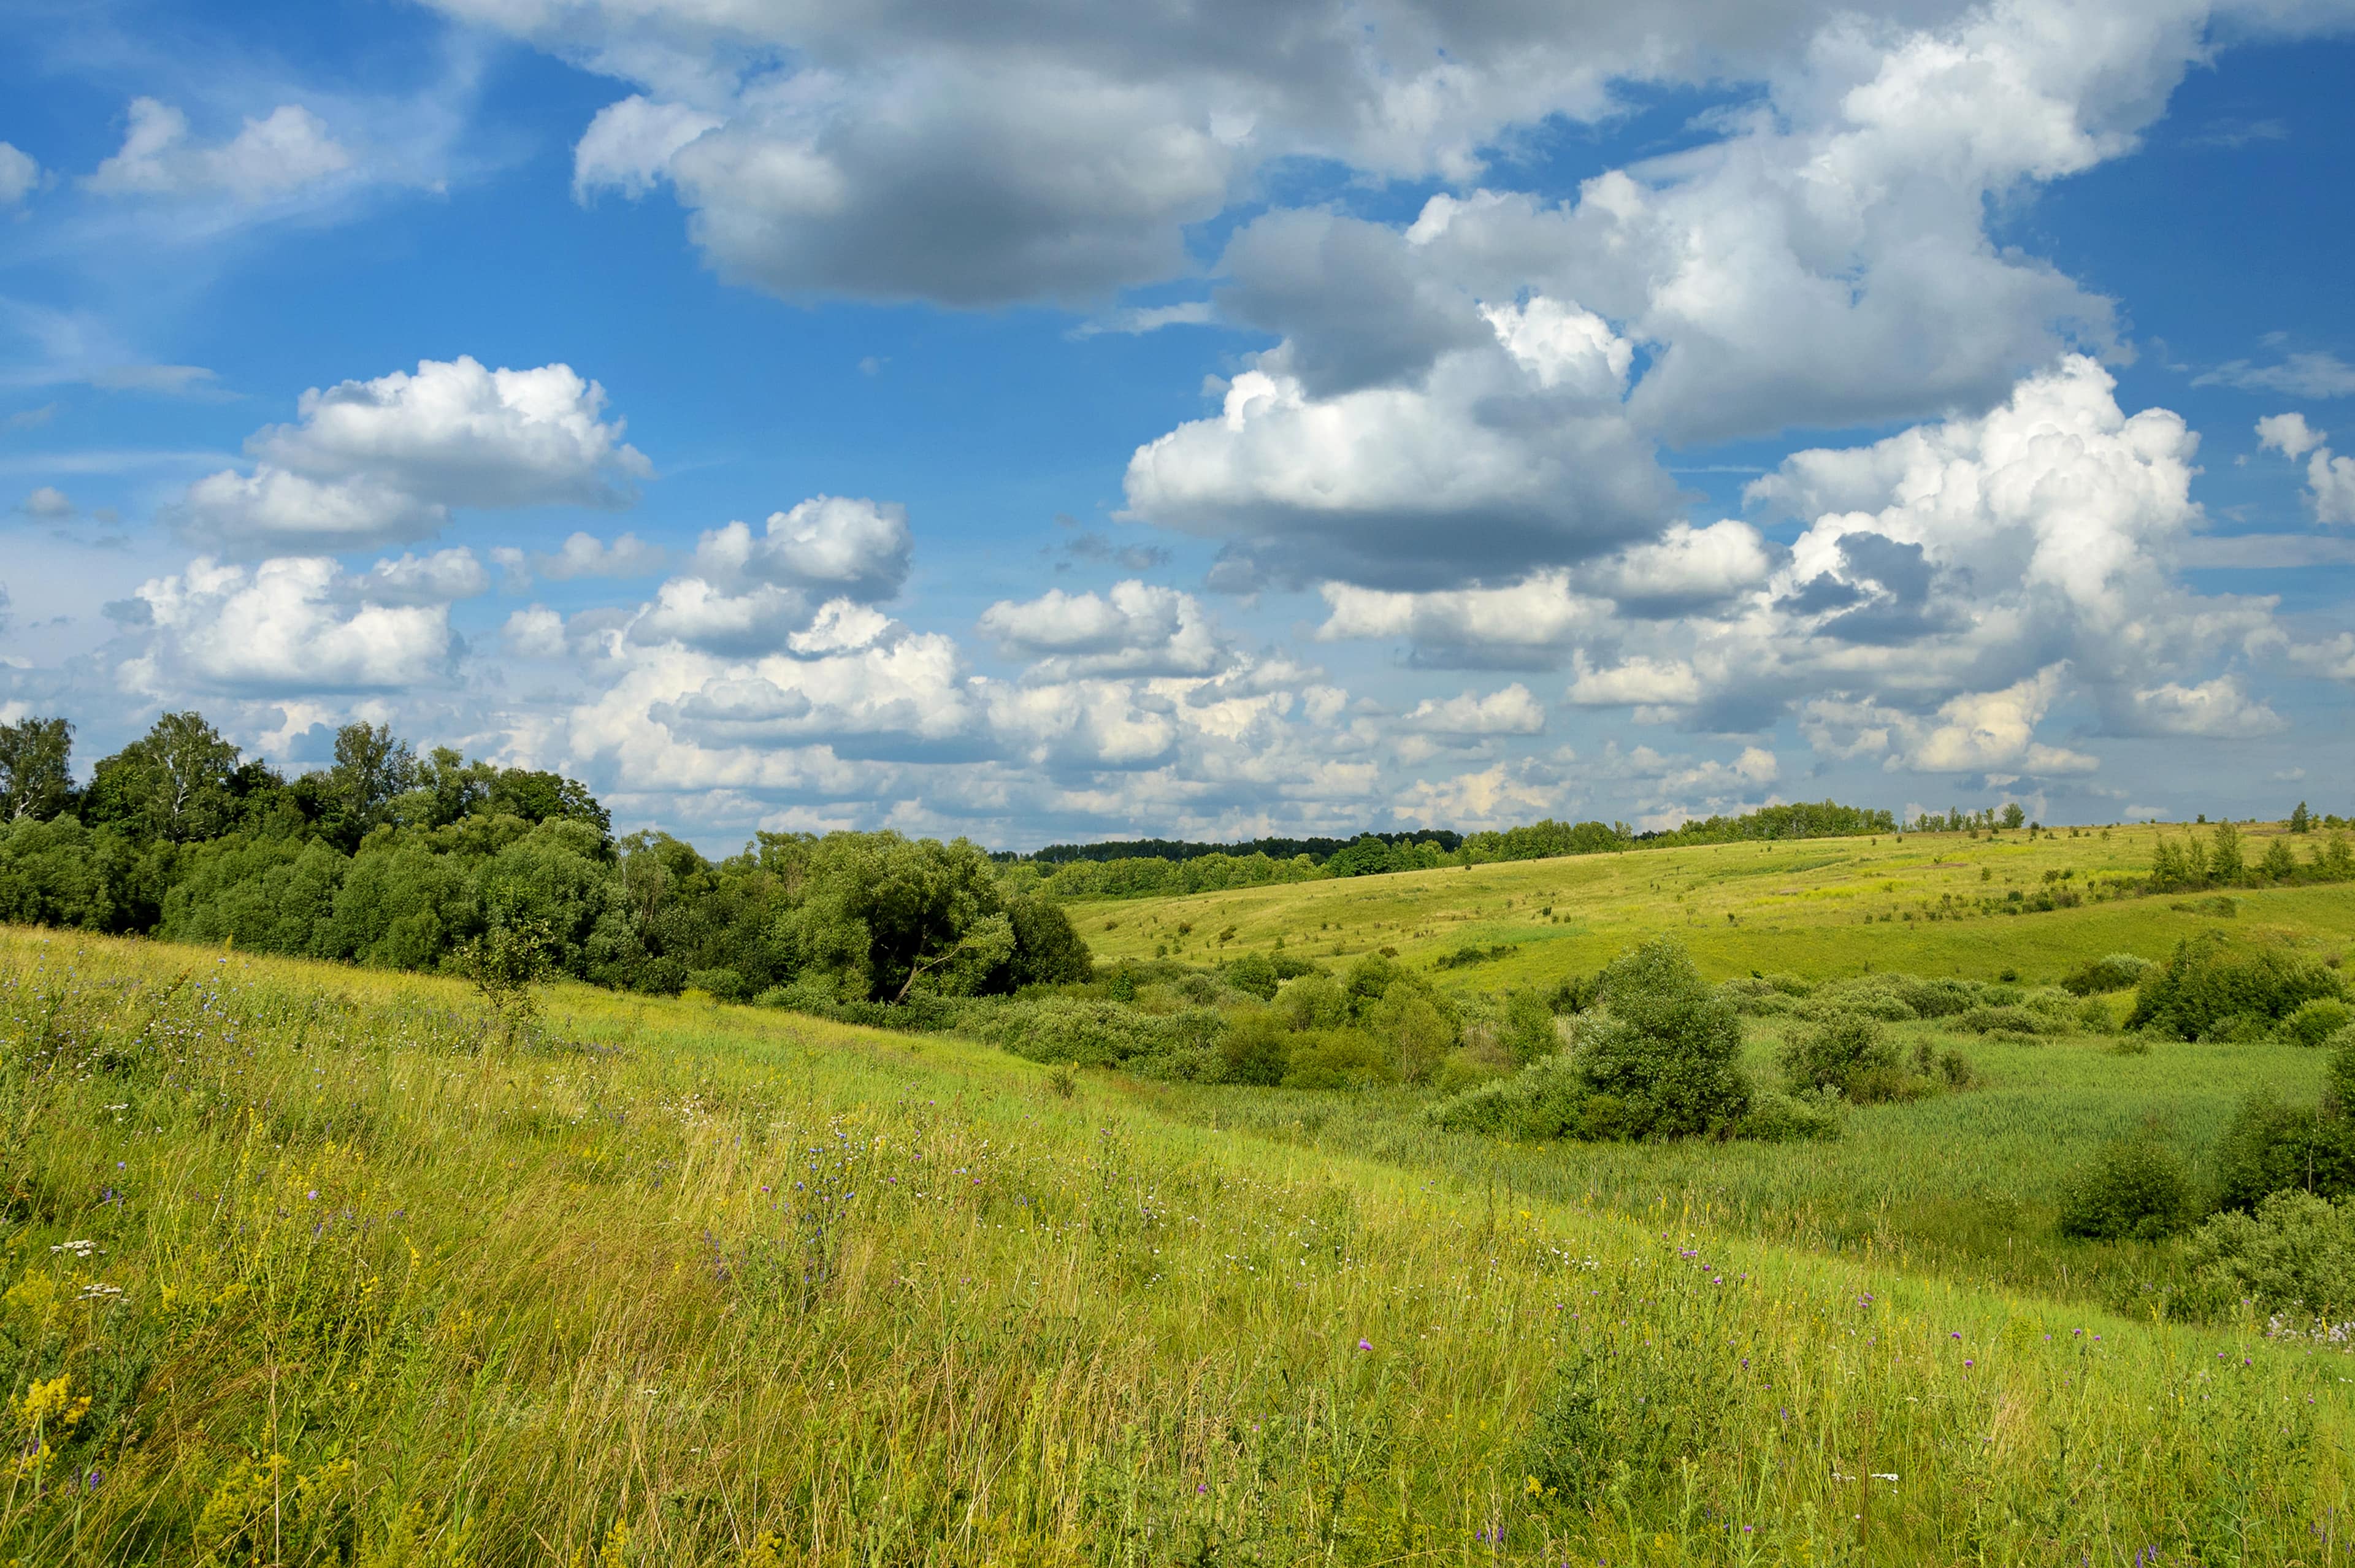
(2126, 931, 2345, 1042)
(1775, 1011, 1971, 1104)
(2058, 1129, 2199, 1241)
(2061, 952, 2153, 995)
(1426, 940, 1749, 1141)
(2182, 1190, 2355, 1326)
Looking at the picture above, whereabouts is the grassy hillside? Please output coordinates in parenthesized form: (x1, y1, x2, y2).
(1079, 821, 2355, 988)
(2, 926, 2349, 1564)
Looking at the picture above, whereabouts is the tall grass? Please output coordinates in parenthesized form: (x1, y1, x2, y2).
(1, 928, 2348, 1564)
(1156, 1025, 2331, 1308)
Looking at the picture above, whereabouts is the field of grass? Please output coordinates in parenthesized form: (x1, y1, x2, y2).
(1080, 822, 2355, 990)
(3, 922, 2352, 1566)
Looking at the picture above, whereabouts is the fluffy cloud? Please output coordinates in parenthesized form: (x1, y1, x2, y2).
(0, 143, 37, 207)
(1905, 669, 2097, 774)
(1591, 522, 1776, 616)
(1392, 760, 1564, 827)
(534, 530, 668, 580)
(1315, 572, 1612, 667)
(573, 96, 722, 201)
(1328, 356, 2253, 778)
(427, 0, 1674, 304)
(1115, 0, 2242, 592)
(250, 358, 648, 508)
(175, 357, 650, 554)
(614, 497, 914, 656)
(2259, 415, 2355, 525)
(123, 557, 458, 695)
(176, 468, 446, 554)
(976, 581, 1226, 679)
(2257, 412, 2322, 459)
(1799, 667, 2096, 776)
(350, 548, 492, 606)
(2123, 676, 2287, 738)
(1126, 299, 1671, 589)
(692, 496, 911, 602)
(85, 99, 351, 202)
(1564, 654, 1702, 709)
(1397, 684, 1546, 737)
(503, 605, 568, 659)
(18, 486, 74, 519)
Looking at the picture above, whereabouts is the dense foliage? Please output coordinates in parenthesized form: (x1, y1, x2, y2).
(2124, 931, 2346, 1041)
(0, 713, 1089, 1004)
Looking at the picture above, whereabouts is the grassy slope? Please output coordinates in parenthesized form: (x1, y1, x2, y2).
(1078, 823, 2355, 989)
(2, 928, 2349, 1565)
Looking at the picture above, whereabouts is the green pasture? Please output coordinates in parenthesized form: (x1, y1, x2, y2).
(1081, 822, 2355, 989)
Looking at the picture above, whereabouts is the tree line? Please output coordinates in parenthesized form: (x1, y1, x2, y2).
(0, 712, 1090, 1004)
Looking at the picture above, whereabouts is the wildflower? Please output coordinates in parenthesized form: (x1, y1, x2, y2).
(1357, 1338, 1373, 1351)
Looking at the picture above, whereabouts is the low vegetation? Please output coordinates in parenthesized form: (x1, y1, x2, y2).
(3, 928, 2350, 1566)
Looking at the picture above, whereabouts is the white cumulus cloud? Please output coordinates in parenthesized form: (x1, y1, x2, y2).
(174, 356, 650, 554)
(976, 580, 1227, 679)
(86, 98, 352, 202)
(124, 557, 458, 695)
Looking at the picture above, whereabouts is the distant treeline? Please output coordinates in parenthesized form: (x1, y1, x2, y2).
(1016, 801, 1903, 900)
(1020, 830, 1462, 866)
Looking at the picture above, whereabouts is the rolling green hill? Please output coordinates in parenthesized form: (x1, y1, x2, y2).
(1081, 820, 2355, 988)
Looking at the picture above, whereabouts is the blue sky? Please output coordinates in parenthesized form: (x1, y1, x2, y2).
(2, 0, 2353, 851)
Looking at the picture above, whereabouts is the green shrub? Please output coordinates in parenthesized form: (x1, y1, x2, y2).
(1574, 940, 1751, 1138)
(1276, 972, 1347, 1031)
(2211, 1092, 2355, 1210)
(685, 966, 751, 1003)
(1430, 1050, 1510, 1095)
(2126, 931, 2344, 1041)
(1280, 1028, 1398, 1090)
(1802, 987, 1917, 1023)
(1953, 1004, 2047, 1036)
(1224, 950, 1281, 1001)
(1371, 991, 1456, 1084)
(1718, 976, 1798, 1017)
(1739, 1087, 1845, 1141)
(1498, 990, 1563, 1066)
(1340, 952, 1404, 1019)
(1776, 1009, 1899, 1099)
(2061, 952, 2153, 996)
(1213, 1008, 1291, 1085)
(2282, 998, 2354, 1049)
(2075, 995, 2116, 1034)
(2058, 1130, 2197, 1241)
(1890, 976, 1979, 1019)
(2183, 1190, 2355, 1324)
(1431, 940, 1749, 1141)
(2329, 1031, 2355, 1117)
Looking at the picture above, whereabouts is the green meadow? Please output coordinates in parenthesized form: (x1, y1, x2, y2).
(1080, 821, 2355, 987)
(3, 825, 2353, 1564)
